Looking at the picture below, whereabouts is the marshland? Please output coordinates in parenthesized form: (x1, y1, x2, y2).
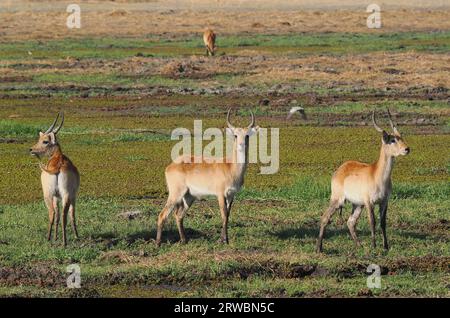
(0, 0, 448, 297)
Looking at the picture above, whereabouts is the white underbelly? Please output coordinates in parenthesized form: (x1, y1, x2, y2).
(343, 178, 386, 206)
(343, 178, 367, 205)
(344, 190, 365, 205)
(188, 183, 216, 198)
(41, 173, 60, 198)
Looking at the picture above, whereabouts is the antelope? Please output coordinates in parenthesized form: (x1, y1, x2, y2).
(316, 109, 410, 253)
(30, 112, 80, 247)
(203, 28, 216, 56)
(156, 109, 259, 246)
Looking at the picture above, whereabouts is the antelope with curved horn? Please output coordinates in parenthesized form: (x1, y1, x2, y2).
(316, 109, 410, 252)
(156, 109, 259, 246)
(30, 112, 80, 246)
(203, 28, 216, 56)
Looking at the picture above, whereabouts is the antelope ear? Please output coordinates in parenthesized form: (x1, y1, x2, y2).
(393, 130, 402, 138)
(48, 132, 57, 144)
(249, 125, 260, 136)
(225, 127, 234, 135)
(382, 130, 390, 144)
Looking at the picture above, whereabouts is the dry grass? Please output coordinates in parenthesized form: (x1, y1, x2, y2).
(1, 9, 450, 41)
(2, 52, 448, 93)
(243, 52, 450, 90)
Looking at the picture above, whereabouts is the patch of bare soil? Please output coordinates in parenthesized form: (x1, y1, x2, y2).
(385, 255, 450, 273)
(0, 76, 33, 83)
(221, 260, 326, 280)
(397, 218, 450, 233)
(0, 263, 65, 287)
(160, 60, 212, 80)
(336, 255, 449, 278)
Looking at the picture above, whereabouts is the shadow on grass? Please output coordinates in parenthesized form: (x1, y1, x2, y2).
(273, 223, 444, 248)
(397, 230, 445, 243)
(90, 232, 116, 240)
(127, 228, 207, 244)
(87, 228, 208, 246)
(271, 225, 351, 240)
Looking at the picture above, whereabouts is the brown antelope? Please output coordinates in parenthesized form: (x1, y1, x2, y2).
(156, 109, 259, 246)
(203, 28, 216, 56)
(30, 112, 80, 246)
(316, 109, 410, 253)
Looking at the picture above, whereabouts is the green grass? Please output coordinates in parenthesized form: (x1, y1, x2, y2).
(0, 179, 448, 297)
(33, 74, 133, 86)
(0, 119, 95, 139)
(31, 73, 195, 88)
(0, 120, 40, 138)
(1, 31, 449, 60)
(1, 31, 448, 99)
(307, 100, 450, 115)
(0, 30, 448, 297)
(1, 112, 449, 203)
(113, 132, 170, 142)
(0, 109, 448, 297)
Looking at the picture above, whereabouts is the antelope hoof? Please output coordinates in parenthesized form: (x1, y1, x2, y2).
(316, 240, 323, 253)
(218, 237, 228, 244)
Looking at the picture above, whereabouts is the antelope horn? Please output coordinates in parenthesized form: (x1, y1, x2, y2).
(44, 112, 60, 134)
(372, 111, 384, 133)
(247, 109, 255, 129)
(53, 112, 64, 134)
(386, 108, 400, 135)
(226, 108, 235, 129)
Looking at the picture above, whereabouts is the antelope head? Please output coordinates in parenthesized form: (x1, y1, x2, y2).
(30, 112, 64, 158)
(226, 108, 259, 157)
(372, 109, 410, 157)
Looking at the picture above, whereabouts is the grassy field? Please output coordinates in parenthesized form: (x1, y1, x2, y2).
(0, 4, 449, 297)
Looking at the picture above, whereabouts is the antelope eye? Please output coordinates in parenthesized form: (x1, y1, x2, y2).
(43, 140, 49, 144)
(390, 138, 397, 144)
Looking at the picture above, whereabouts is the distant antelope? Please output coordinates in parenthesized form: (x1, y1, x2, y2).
(316, 109, 410, 252)
(156, 109, 259, 246)
(203, 28, 216, 56)
(30, 112, 80, 246)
